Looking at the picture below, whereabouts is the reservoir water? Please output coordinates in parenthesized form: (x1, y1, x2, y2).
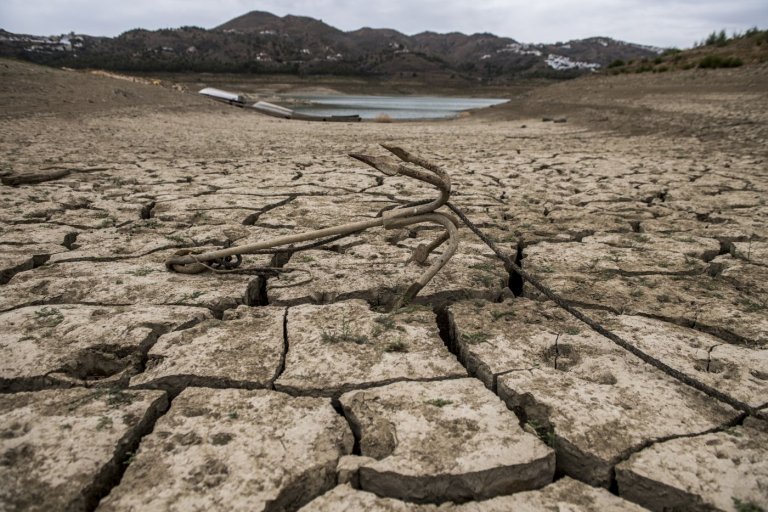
(289, 95, 509, 120)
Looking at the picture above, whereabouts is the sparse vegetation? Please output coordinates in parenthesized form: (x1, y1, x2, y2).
(526, 419, 556, 447)
(608, 27, 765, 75)
(739, 297, 765, 313)
(732, 498, 764, 512)
(178, 291, 206, 302)
(372, 315, 401, 338)
(469, 262, 496, 272)
(65, 388, 134, 411)
(321, 317, 369, 345)
(461, 331, 490, 345)
(35, 307, 64, 327)
(491, 310, 516, 321)
(374, 316, 396, 330)
(96, 416, 113, 430)
(698, 55, 743, 69)
(164, 234, 188, 244)
(106, 388, 135, 408)
(383, 340, 409, 353)
(473, 273, 495, 287)
(696, 27, 765, 48)
(425, 398, 452, 408)
(704, 29, 729, 47)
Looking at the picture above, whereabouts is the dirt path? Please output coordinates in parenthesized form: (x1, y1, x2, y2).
(1, 59, 767, 511)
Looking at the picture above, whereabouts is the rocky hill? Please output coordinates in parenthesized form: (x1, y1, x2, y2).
(0, 11, 663, 79)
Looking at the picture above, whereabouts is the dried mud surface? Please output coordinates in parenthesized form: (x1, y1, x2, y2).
(1, 59, 767, 511)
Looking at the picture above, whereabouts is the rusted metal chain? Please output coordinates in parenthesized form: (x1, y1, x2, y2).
(446, 201, 767, 422)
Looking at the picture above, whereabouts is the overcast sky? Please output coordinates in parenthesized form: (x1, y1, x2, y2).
(1, 0, 766, 48)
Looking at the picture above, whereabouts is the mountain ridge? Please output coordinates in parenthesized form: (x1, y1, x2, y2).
(0, 10, 664, 79)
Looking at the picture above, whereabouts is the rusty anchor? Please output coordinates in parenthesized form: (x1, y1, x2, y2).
(164, 145, 460, 309)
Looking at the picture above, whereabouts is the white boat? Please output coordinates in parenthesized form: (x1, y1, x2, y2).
(198, 87, 246, 106)
(198, 88, 360, 122)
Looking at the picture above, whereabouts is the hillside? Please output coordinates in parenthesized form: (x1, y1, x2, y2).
(603, 28, 768, 74)
(0, 10, 661, 79)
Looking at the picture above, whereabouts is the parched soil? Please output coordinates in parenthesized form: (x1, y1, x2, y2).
(1, 58, 767, 511)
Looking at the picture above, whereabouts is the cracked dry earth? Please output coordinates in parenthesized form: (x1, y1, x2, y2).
(1, 59, 768, 512)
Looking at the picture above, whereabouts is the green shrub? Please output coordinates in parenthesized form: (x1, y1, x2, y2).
(744, 27, 768, 44)
(732, 497, 765, 512)
(607, 59, 625, 68)
(705, 29, 729, 47)
(698, 55, 743, 68)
